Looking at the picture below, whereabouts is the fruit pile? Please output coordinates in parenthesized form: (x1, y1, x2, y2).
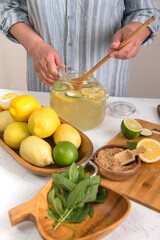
(120, 117, 160, 163)
(0, 93, 81, 167)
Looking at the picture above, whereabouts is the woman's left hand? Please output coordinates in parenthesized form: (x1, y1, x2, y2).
(107, 22, 151, 59)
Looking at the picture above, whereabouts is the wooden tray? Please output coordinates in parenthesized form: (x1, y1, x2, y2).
(99, 119, 160, 213)
(0, 119, 93, 176)
(8, 179, 131, 240)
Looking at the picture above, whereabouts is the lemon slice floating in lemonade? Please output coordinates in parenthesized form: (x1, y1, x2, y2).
(137, 138, 160, 163)
(121, 118, 142, 139)
(0, 93, 18, 110)
(54, 91, 76, 102)
(81, 87, 105, 99)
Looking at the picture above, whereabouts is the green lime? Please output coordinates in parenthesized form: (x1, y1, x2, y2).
(140, 128, 152, 136)
(121, 118, 142, 139)
(52, 82, 67, 91)
(65, 91, 82, 98)
(53, 141, 78, 167)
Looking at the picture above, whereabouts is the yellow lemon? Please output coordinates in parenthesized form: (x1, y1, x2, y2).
(81, 87, 105, 99)
(136, 138, 160, 163)
(9, 95, 41, 122)
(53, 123, 81, 148)
(3, 122, 31, 149)
(0, 110, 15, 133)
(0, 93, 18, 110)
(28, 107, 60, 138)
(20, 136, 53, 167)
(54, 91, 76, 102)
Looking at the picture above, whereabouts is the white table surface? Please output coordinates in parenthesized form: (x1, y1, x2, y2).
(0, 89, 160, 240)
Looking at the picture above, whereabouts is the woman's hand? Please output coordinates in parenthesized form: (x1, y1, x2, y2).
(107, 22, 151, 59)
(10, 22, 65, 87)
(30, 40, 65, 87)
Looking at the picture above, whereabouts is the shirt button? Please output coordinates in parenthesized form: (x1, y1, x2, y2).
(68, 42, 72, 46)
(68, 15, 73, 20)
(67, 67, 72, 71)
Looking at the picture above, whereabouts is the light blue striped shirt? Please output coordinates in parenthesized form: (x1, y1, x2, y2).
(0, 0, 160, 96)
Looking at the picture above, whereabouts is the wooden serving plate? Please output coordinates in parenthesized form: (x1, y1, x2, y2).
(8, 179, 131, 240)
(0, 118, 93, 176)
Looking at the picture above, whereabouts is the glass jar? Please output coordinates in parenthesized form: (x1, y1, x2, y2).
(50, 71, 110, 131)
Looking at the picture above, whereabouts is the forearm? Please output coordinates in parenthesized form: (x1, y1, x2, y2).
(9, 22, 44, 55)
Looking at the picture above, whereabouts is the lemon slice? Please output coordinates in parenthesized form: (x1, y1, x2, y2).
(65, 91, 82, 98)
(141, 128, 152, 137)
(0, 93, 18, 110)
(81, 87, 105, 99)
(54, 91, 76, 102)
(63, 81, 74, 90)
(121, 118, 142, 139)
(137, 138, 160, 163)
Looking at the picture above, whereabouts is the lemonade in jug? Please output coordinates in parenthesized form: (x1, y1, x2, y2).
(50, 71, 110, 131)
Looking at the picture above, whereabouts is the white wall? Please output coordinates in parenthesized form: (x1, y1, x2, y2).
(0, 34, 27, 90)
(0, 21, 160, 98)
(128, 29, 160, 98)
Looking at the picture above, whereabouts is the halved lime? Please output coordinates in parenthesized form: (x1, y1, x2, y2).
(65, 91, 82, 98)
(141, 128, 152, 136)
(121, 118, 142, 139)
(52, 82, 67, 91)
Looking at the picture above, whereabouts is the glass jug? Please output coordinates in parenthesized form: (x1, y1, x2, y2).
(50, 71, 110, 131)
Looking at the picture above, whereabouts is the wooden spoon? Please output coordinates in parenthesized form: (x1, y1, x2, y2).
(114, 146, 146, 166)
(8, 179, 131, 240)
(71, 16, 155, 85)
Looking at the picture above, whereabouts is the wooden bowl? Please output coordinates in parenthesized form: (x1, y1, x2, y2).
(8, 179, 131, 240)
(0, 118, 93, 176)
(94, 144, 141, 181)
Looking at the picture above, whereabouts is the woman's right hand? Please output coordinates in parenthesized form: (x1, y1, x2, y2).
(30, 40, 65, 87)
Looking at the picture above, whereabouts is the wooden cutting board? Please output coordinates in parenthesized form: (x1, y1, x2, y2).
(100, 119, 160, 213)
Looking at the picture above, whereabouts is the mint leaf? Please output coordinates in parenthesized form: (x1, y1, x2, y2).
(67, 180, 88, 208)
(47, 188, 55, 205)
(88, 205, 94, 218)
(69, 162, 79, 183)
(66, 204, 92, 223)
(52, 173, 76, 191)
(95, 187, 108, 203)
(76, 164, 85, 183)
(125, 141, 138, 149)
(52, 197, 64, 216)
(48, 209, 60, 221)
(81, 184, 99, 204)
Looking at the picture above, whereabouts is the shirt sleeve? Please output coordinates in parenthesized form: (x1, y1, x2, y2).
(123, 0, 160, 47)
(0, 0, 31, 43)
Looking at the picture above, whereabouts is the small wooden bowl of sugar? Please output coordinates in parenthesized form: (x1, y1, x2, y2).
(93, 144, 141, 181)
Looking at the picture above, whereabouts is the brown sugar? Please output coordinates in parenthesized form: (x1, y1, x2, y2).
(96, 147, 137, 171)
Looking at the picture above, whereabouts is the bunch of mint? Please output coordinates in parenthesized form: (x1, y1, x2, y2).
(47, 162, 107, 239)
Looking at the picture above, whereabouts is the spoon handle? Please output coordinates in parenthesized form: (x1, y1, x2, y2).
(121, 146, 146, 166)
(131, 146, 146, 157)
(83, 16, 155, 80)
